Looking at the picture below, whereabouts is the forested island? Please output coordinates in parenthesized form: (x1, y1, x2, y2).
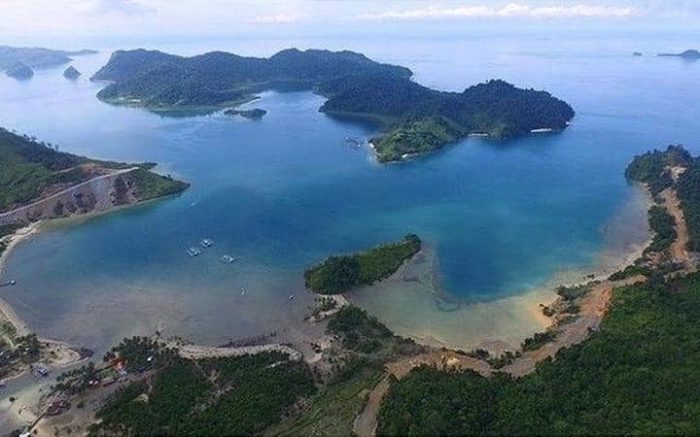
(5, 63, 33, 80)
(63, 66, 81, 80)
(304, 234, 422, 294)
(224, 108, 267, 120)
(658, 49, 700, 60)
(0, 127, 189, 221)
(0, 45, 96, 73)
(91, 48, 574, 162)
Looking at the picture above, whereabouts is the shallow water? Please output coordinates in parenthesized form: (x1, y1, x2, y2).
(0, 31, 699, 351)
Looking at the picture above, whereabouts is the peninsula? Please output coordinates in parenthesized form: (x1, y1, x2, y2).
(658, 49, 700, 60)
(0, 127, 189, 224)
(92, 48, 574, 162)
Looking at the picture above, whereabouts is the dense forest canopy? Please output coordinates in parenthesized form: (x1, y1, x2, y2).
(304, 234, 422, 294)
(0, 127, 187, 212)
(378, 273, 700, 435)
(92, 48, 412, 107)
(626, 145, 700, 250)
(0, 45, 96, 71)
(93, 48, 574, 162)
(89, 351, 315, 436)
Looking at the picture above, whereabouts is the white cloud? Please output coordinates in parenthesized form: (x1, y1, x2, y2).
(251, 13, 301, 24)
(359, 3, 639, 21)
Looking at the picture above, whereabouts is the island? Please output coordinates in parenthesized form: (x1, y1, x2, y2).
(0, 127, 189, 225)
(5, 62, 33, 80)
(0, 45, 96, 74)
(91, 48, 574, 162)
(63, 65, 81, 80)
(304, 234, 422, 294)
(658, 49, 700, 60)
(224, 108, 267, 120)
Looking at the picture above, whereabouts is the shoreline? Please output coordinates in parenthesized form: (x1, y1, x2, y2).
(348, 185, 653, 353)
(0, 221, 43, 337)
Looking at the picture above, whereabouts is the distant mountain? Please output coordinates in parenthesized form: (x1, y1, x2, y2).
(658, 49, 700, 60)
(5, 63, 34, 80)
(93, 48, 574, 162)
(63, 66, 82, 80)
(0, 45, 97, 72)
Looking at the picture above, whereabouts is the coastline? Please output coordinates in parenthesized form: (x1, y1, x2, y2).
(0, 221, 43, 336)
(348, 184, 653, 353)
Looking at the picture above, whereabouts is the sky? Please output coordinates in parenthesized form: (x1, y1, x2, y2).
(1, 0, 699, 46)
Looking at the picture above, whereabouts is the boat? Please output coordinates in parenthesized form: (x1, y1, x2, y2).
(345, 136, 363, 149)
(220, 255, 237, 264)
(186, 247, 202, 257)
(240, 287, 247, 295)
(288, 294, 296, 301)
(200, 238, 214, 248)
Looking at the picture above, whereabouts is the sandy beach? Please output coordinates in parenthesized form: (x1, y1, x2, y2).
(0, 222, 43, 336)
(349, 186, 653, 354)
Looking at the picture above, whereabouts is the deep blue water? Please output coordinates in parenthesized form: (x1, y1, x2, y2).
(0, 31, 698, 349)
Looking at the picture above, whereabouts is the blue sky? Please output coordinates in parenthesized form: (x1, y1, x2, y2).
(1, 0, 699, 44)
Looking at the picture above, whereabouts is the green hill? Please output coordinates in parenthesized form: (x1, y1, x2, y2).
(92, 48, 574, 162)
(0, 127, 187, 213)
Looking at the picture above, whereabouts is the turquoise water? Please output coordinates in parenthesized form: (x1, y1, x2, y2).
(0, 32, 699, 350)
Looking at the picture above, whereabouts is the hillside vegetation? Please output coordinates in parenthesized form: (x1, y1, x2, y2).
(0, 45, 96, 71)
(87, 343, 315, 436)
(304, 234, 421, 294)
(627, 145, 700, 250)
(92, 48, 574, 162)
(0, 127, 187, 213)
(378, 273, 700, 435)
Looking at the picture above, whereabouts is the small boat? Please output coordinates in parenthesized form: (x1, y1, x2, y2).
(200, 238, 214, 248)
(186, 247, 202, 257)
(220, 255, 237, 264)
(345, 136, 363, 149)
(240, 287, 247, 295)
(288, 294, 296, 302)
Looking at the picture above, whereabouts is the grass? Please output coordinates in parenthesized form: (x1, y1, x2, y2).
(270, 361, 385, 436)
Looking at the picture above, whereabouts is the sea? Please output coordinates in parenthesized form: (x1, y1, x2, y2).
(0, 30, 699, 356)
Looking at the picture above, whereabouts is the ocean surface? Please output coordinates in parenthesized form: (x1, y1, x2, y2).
(1, 31, 699, 352)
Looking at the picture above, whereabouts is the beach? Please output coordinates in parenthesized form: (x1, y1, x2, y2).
(349, 186, 653, 354)
(0, 222, 43, 337)
(1, 221, 87, 385)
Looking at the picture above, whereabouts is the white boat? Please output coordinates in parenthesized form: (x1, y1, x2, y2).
(186, 247, 202, 257)
(220, 255, 237, 264)
(200, 238, 214, 248)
